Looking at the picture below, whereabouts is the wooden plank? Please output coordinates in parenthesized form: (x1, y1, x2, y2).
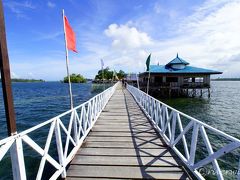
(77, 148, 175, 157)
(93, 124, 153, 129)
(67, 165, 188, 179)
(92, 126, 156, 132)
(71, 155, 180, 167)
(82, 141, 167, 148)
(89, 131, 158, 137)
(86, 136, 163, 142)
(67, 85, 192, 179)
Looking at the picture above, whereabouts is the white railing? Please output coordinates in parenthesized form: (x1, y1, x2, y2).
(0, 82, 119, 180)
(127, 84, 240, 180)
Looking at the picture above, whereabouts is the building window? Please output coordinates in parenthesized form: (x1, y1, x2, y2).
(184, 77, 204, 83)
(184, 77, 192, 83)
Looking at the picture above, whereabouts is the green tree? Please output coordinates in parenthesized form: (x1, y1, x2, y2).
(95, 67, 113, 80)
(117, 70, 125, 79)
(94, 68, 125, 80)
(63, 73, 86, 83)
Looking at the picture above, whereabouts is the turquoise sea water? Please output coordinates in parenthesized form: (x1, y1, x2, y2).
(0, 81, 239, 179)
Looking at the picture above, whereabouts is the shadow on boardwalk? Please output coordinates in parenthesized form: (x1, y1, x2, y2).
(123, 89, 191, 179)
(66, 85, 192, 179)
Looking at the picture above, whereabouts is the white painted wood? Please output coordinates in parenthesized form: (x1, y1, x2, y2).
(36, 120, 56, 180)
(237, 158, 240, 180)
(64, 111, 75, 158)
(58, 119, 76, 147)
(0, 139, 14, 161)
(193, 141, 240, 169)
(22, 135, 61, 170)
(73, 110, 79, 144)
(188, 122, 199, 166)
(173, 121, 194, 147)
(200, 125, 223, 180)
(10, 138, 26, 180)
(127, 85, 240, 144)
(170, 112, 177, 146)
(0, 82, 118, 180)
(1, 82, 240, 180)
(176, 113, 190, 160)
(127, 84, 240, 180)
(55, 119, 67, 178)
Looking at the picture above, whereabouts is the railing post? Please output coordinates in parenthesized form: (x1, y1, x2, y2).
(10, 138, 26, 180)
(237, 158, 240, 180)
(126, 84, 240, 180)
(200, 125, 223, 180)
(177, 114, 190, 160)
(83, 106, 87, 134)
(170, 112, 177, 146)
(188, 122, 199, 166)
(55, 119, 66, 178)
(73, 110, 79, 144)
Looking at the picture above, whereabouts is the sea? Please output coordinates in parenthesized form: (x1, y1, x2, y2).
(0, 81, 239, 179)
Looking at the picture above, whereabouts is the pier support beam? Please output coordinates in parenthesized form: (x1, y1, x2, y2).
(0, 0, 17, 136)
(208, 88, 210, 98)
(0, 1, 26, 179)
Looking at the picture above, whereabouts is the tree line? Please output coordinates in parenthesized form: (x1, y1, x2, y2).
(62, 68, 125, 83)
(95, 67, 125, 80)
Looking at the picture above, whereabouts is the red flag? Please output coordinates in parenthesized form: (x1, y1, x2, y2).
(64, 16, 77, 53)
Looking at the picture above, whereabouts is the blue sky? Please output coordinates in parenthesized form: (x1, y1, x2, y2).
(3, 0, 240, 80)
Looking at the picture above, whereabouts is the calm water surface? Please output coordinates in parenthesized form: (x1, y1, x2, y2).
(160, 81, 240, 179)
(0, 82, 111, 179)
(161, 81, 240, 139)
(0, 81, 239, 179)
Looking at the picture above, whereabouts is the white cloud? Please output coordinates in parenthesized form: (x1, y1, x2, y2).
(47, 1, 56, 8)
(4, 1, 35, 19)
(8, 0, 240, 80)
(169, 0, 240, 70)
(100, 0, 240, 77)
(104, 24, 152, 50)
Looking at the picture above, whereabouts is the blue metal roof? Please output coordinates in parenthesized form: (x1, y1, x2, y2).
(166, 54, 189, 66)
(148, 65, 222, 74)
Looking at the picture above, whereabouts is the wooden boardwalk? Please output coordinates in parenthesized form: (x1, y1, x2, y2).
(67, 85, 192, 179)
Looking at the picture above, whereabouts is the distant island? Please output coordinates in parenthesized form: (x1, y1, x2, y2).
(0, 78, 45, 82)
(212, 78, 240, 81)
(63, 73, 87, 83)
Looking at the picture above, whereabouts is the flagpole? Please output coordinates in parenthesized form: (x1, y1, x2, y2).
(137, 73, 140, 89)
(62, 9, 73, 109)
(102, 64, 104, 83)
(147, 70, 150, 94)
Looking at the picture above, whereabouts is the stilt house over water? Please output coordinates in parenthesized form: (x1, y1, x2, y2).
(139, 54, 222, 97)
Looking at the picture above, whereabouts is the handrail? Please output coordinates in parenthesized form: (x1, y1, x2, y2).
(127, 84, 240, 180)
(0, 82, 119, 180)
